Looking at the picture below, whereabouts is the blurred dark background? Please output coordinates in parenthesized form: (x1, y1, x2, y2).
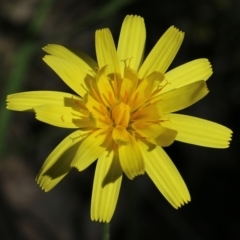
(1, 0, 239, 239)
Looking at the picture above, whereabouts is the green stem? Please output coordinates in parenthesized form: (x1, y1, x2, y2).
(102, 223, 110, 240)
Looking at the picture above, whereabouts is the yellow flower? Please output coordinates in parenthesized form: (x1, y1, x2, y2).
(7, 15, 232, 222)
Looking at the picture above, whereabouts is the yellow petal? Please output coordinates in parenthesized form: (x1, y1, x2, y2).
(138, 26, 184, 79)
(131, 104, 162, 123)
(95, 28, 121, 76)
(123, 67, 138, 89)
(119, 68, 138, 101)
(138, 140, 190, 208)
(161, 114, 232, 148)
(120, 77, 134, 102)
(43, 55, 92, 96)
(36, 130, 87, 191)
(155, 80, 209, 114)
(132, 123, 177, 146)
(34, 105, 91, 128)
(71, 128, 112, 170)
(118, 134, 145, 179)
(84, 93, 111, 128)
(117, 15, 146, 75)
(96, 66, 116, 107)
(43, 44, 97, 71)
(112, 125, 129, 145)
(161, 59, 213, 94)
(91, 150, 122, 222)
(6, 91, 82, 111)
(130, 71, 165, 111)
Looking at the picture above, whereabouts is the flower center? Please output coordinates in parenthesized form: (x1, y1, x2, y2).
(110, 102, 131, 146)
(111, 102, 130, 128)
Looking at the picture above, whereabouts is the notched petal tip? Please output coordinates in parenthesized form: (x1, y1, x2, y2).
(117, 14, 146, 75)
(70, 165, 82, 172)
(95, 28, 110, 33)
(224, 128, 233, 148)
(95, 28, 121, 75)
(6, 92, 36, 111)
(36, 171, 70, 192)
(42, 44, 67, 54)
(207, 59, 213, 73)
(91, 151, 122, 223)
(6, 95, 12, 110)
(138, 24, 185, 78)
(139, 141, 191, 209)
(162, 114, 233, 148)
(42, 44, 50, 52)
(91, 216, 110, 223)
(173, 200, 191, 210)
(167, 26, 185, 41)
(124, 14, 144, 20)
(36, 175, 53, 192)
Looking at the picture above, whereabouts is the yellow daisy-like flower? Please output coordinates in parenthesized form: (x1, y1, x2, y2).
(7, 15, 232, 222)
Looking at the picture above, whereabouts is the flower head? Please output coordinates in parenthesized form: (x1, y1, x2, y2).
(7, 15, 232, 222)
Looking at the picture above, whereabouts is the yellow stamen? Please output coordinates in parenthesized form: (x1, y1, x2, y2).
(127, 57, 133, 68)
(122, 90, 128, 103)
(112, 74, 120, 99)
(69, 131, 92, 142)
(99, 104, 109, 115)
(129, 92, 139, 108)
(90, 82, 103, 104)
(98, 116, 113, 125)
(131, 108, 142, 120)
(149, 79, 171, 100)
(73, 99, 88, 110)
(108, 91, 115, 107)
(111, 102, 130, 128)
